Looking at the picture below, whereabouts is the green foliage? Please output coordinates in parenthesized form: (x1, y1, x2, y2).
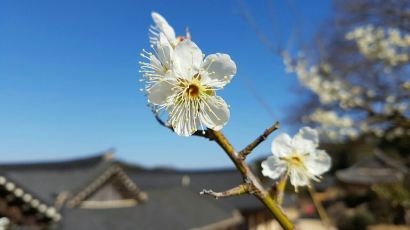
(371, 183, 410, 207)
(337, 207, 376, 230)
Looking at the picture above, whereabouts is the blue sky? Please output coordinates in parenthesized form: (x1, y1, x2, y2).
(0, 0, 332, 168)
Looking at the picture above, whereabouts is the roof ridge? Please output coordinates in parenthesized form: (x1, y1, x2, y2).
(374, 149, 409, 173)
(0, 175, 62, 222)
(0, 149, 115, 170)
(133, 167, 238, 174)
(66, 164, 147, 208)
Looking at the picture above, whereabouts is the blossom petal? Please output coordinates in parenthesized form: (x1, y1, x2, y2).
(289, 168, 310, 189)
(305, 150, 331, 176)
(201, 53, 236, 88)
(173, 114, 196, 137)
(169, 104, 199, 137)
(173, 40, 203, 79)
(151, 12, 176, 45)
(148, 80, 174, 105)
(156, 33, 173, 69)
(292, 127, 319, 154)
(199, 96, 230, 131)
(149, 55, 162, 73)
(271, 133, 293, 157)
(261, 156, 287, 180)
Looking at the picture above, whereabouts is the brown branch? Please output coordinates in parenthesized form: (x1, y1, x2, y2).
(275, 174, 288, 205)
(239, 121, 280, 160)
(154, 111, 293, 229)
(209, 130, 293, 229)
(200, 184, 252, 199)
(154, 112, 171, 129)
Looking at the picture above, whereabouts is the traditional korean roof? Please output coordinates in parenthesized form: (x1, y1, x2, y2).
(60, 187, 242, 230)
(0, 175, 61, 222)
(336, 150, 408, 185)
(128, 169, 264, 211)
(66, 164, 147, 208)
(0, 150, 265, 229)
(0, 151, 115, 205)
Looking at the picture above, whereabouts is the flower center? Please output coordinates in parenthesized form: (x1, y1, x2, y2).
(187, 84, 200, 97)
(290, 156, 302, 165)
(280, 155, 304, 168)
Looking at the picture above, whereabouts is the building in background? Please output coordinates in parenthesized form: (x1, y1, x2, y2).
(0, 151, 288, 230)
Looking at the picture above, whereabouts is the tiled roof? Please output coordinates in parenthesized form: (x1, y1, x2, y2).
(336, 151, 407, 185)
(0, 151, 265, 229)
(0, 151, 114, 205)
(59, 187, 242, 230)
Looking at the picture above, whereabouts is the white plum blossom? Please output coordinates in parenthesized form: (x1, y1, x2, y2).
(287, 52, 410, 140)
(261, 127, 331, 191)
(282, 22, 410, 146)
(0, 217, 9, 230)
(149, 12, 176, 46)
(303, 109, 358, 141)
(140, 39, 236, 136)
(346, 25, 410, 67)
(149, 12, 188, 47)
(141, 12, 236, 136)
(283, 52, 365, 107)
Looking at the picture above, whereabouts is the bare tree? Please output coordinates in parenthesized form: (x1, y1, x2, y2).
(279, 0, 410, 149)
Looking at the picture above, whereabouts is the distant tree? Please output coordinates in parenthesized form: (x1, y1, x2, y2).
(281, 0, 410, 151)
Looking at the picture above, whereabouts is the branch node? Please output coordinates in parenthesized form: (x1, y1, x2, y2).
(200, 184, 251, 199)
(199, 189, 220, 199)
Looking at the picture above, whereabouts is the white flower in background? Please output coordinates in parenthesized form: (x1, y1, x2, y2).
(346, 25, 410, 66)
(303, 109, 358, 141)
(143, 39, 236, 136)
(284, 25, 410, 142)
(0, 217, 10, 230)
(282, 52, 365, 108)
(404, 81, 410, 90)
(261, 127, 331, 191)
(149, 12, 188, 47)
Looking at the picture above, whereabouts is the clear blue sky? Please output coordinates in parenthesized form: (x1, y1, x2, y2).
(0, 0, 332, 169)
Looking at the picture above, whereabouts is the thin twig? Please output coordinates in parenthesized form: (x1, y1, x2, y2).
(308, 186, 331, 227)
(238, 0, 283, 56)
(154, 112, 171, 129)
(239, 121, 280, 160)
(200, 184, 252, 199)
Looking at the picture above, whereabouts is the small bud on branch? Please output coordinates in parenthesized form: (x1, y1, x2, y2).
(200, 184, 253, 199)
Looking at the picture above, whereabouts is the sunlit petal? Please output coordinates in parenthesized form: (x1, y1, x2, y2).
(261, 156, 287, 179)
(305, 150, 331, 175)
(201, 53, 236, 88)
(151, 12, 176, 45)
(289, 168, 310, 188)
(148, 80, 175, 105)
(199, 96, 230, 131)
(271, 133, 293, 157)
(292, 127, 319, 153)
(173, 40, 203, 79)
